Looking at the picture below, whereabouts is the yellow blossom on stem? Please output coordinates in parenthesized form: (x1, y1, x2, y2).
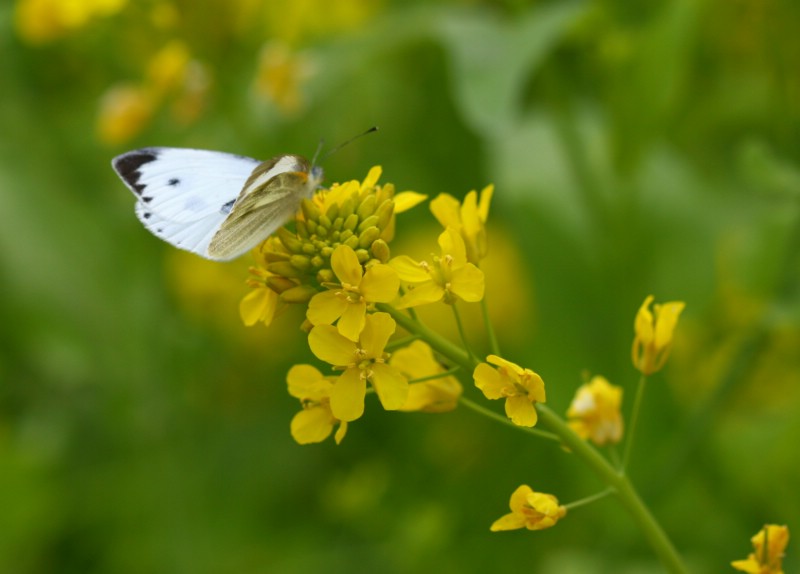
(731, 525, 789, 574)
(490, 485, 566, 532)
(390, 340, 462, 413)
(390, 227, 485, 309)
(632, 295, 685, 375)
(308, 312, 407, 422)
(567, 375, 623, 446)
(287, 365, 347, 444)
(307, 244, 399, 341)
(430, 184, 493, 264)
(473, 355, 546, 427)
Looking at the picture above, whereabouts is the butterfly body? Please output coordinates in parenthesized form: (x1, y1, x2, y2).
(112, 147, 323, 261)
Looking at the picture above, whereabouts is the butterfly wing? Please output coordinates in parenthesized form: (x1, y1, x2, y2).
(113, 147, 261, 259)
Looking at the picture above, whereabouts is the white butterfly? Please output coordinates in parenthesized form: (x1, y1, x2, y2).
(112, 147, 323, 261)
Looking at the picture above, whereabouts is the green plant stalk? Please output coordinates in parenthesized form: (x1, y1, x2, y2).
(381, 303, 687, 574)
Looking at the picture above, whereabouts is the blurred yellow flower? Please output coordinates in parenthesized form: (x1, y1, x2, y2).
(490, 485, 566, 532)
(390, 340, 462, 413)
(253, 41, 313, 115)
(15, 0, 126, 44)
(632, 295, 685, 375)
(96, 84, 155, 145)
(731, 524, 789, 574)
(147, 40, 191, 95)
(473, 355, 546, 427)
(566, 375, 623, 446)
(287, 364, 348, 444)
(308, 312, 407, 421)
(430, 184, 493, 264)
(307, 244, 399, 341)
(390, 228, 485, 308)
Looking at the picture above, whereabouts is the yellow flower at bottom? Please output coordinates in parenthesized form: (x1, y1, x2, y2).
(287, 365, 347, 445)
(731, 524, 789, 574)
(566, 376, 623, 446)
(491, 485, 566, 532)
(308, 312, 407, 422)
(632, 295, 685, 375)
(473, 355, 546, 427)
(390, 340, 462, 413)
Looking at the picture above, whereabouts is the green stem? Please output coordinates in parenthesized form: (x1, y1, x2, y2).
(564, 488, 614, 511)
(621, 375, 647, 472)
(480, 297, 501, 356)
(459, 396, 559, 441)
(380, 303, 686, 574)
(386, 334, 420, 350)
(537, 406, 687, 574)
(451, 302, 476, 362)
(408, 368, 461, 384)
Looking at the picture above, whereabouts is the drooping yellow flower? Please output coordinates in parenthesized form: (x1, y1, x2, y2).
(632, 295, 685, 375)
(731, 524, 789, 574)
(308, 312, 407, 422)
(430, 184, 493, 264)
(307, 244, 399, 341)
(287, 364, 347, 444)
(566, 376, 623, 446)
(390, 340, 462, 413)
(490, 485, 566, 532)
(390, 228, 485, 308)
(473, 355, 546, 427)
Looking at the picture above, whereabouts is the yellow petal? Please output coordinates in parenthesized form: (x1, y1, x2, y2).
(490, 512, 527, 532)
(360, 312, 395, 358)
(337, 300, 367, 342)
(508, 484, 535, 513)
(450, 263, 485, 302)
(389, 255, 430, 283)
(394, 281, 444, 309)
(334, 421, 348, 444)
(287, 364, 328, 400)
(370, 363, 408, 411)
(429, 193, 462, 229)
(331, 244, 363, 287)
(240, 287, 277, 326)
(330, 368, 366, 422)
(360, 264, 399, 302)
(473, 362, 506, 399)
(307, 290, 347, 326)
(478, 184, 494, 221)
(505, 395, 538, 427)
(361, 165, 382, 191)
(290, 406, 334, 444)
(308, 324, 356, 366)
(393, 191, 428, 213)
(438, 227, 467, 266)
(653, 301, 685, 349)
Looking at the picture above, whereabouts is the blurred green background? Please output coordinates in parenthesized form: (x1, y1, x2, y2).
(2, 0, 799, 572)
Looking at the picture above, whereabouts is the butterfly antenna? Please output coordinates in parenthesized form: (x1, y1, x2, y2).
(311, 138, 326, 167)
(319, 126, 378, 163)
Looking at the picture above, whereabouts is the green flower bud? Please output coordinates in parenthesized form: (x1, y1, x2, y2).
(357, 214, 379, 233)
(280, 284, 318, 303)
(343, 213, 359, 232)
(355, 249, 370, 263)
(358, 226, 380, 248)
(289, 254, 312, 272)
(325, 202, 339, 221)
(375, 199, 394, 230)
(266, 276, 297, 293)
(357, 194, 376, 220)
(301, 198, 320, 222)
(370, 239, 391, 263)
(344, 235, 360, 250)
(317, 268, 335, 284)
(276, 227, 303, 253)
(267, 261, 304, 278)
(311, 254, 325, 268)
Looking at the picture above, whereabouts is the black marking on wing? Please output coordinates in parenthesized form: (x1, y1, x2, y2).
(143, 212, 152, 219)
(168, 178, 180, 186)
(142, 196, 153, 203)
(221, 199, 236, 215)
(112, 149, 160, 195)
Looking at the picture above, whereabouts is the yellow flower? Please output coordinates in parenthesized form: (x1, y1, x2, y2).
(287, 365, 347, 444)
(147, 40, 191, 95)
(566, 375, 623, 446)
(253, 41, 313, 115)
(632, 295, 686, 375)
(390, 341, 462, 413)
(390, 228, 485, 308)
(308, 312, 407, 422)
(307, 244, 399, 341)
(490, 485, 566, 532)
(473, 355, 546, 427)
(96, 84, 155, 145)
(731, 524, 789, 574)
(430, 184, 493, 264)
(15, 0, 126, 44)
